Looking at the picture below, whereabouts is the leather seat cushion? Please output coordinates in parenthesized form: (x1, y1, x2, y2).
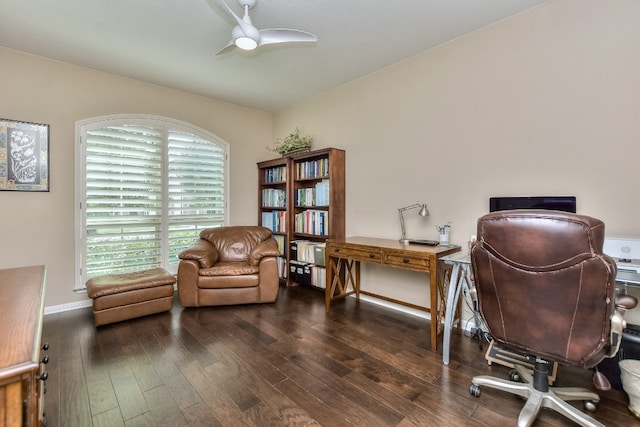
(197, 274, 259, 289)
(86, 267, 176, 299)
(198, 262, 259, 276)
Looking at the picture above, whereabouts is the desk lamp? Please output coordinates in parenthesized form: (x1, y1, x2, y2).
(398, 203, 429, 244)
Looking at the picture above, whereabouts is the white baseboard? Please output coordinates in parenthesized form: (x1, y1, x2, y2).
(355, 294, 478, 334)
(44, 299, 92, 315)
(356, 294, 431, 320)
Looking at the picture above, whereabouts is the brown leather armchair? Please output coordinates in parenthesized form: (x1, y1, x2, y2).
(177, 226, 281, 307)
(469, 210, 637, 427)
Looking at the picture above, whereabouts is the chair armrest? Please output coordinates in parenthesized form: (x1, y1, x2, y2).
(616, 293, 638, 311)
(249, 238, 281, 266)
(178, 239, 219, 268)
(606, 293, 639, 358)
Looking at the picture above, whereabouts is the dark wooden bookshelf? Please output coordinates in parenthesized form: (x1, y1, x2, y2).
(258, 148, 345, 288)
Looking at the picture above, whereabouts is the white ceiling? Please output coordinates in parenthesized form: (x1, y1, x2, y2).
(0, 0, 547, 112)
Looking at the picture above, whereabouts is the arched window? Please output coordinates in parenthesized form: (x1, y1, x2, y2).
(75, 115, 228, 290)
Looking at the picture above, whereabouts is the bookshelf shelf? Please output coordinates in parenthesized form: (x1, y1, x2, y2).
(257, 148, 345, 288)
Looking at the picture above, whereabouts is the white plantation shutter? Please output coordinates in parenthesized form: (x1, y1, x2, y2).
(76, 116, 228, 290)
(84, 124, 164, 277)
(167, 129, 226, 266)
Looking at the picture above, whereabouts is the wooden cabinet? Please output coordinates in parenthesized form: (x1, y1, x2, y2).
(258, 148, 345, 287)
(0, 265, 48, 427)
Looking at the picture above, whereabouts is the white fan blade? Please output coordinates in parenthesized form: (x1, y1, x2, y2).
(258, 29, 318, 47)
(215, 40, 237, 55)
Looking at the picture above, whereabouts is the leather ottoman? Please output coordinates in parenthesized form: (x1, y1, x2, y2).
(86, 268, 176, 326)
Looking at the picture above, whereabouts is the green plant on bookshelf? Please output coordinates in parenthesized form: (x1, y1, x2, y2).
(268, 127, 313, 156)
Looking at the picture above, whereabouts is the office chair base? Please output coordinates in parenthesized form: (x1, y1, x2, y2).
(470, 364, 604, 427)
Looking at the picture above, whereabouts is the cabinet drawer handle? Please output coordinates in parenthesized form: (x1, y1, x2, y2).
(41, 355, 49, 364)
(369, 253, 376, 258)
(37, 371, 48, 381)
(335, 248, 340, 253)
(403, 258, 410, 263)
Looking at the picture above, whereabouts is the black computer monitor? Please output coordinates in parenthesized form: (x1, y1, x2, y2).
(489, 196, 577, 213)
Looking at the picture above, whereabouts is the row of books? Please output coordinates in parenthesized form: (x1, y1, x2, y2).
(261, 210, 287, 233)
(289, 261, 326, 288)
(290, 240, 325, 266)
(262, 188, 286, 207)
(272, 234, 286, 256)
(294, 179, 330, 207)
(264, 166, 287, 183)
(294, 210, 328, 236)
(295, 158, 329, 180)
(276, 256, 287, 279)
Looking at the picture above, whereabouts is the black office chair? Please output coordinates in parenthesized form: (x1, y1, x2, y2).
(469, 210, 637, 427)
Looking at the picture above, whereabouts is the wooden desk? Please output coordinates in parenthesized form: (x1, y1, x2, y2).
(0, 265, 47, 427)
(325, 236, 460, 350)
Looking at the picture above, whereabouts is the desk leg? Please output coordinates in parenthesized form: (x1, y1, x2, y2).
(430, 266, 439, 351)
(354, 260, 360, 301)
(443, 264, 462, 365)
(325, 257, 360, 313)
(325, 256, 335, 312)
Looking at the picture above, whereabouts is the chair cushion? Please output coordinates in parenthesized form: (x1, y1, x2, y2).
(86, 268, 176, 299)
(198, 261, 259, 276)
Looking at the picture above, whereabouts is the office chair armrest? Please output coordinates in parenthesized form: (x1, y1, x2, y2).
(606, 294, 639, 358)
(616, 293, 638, 311)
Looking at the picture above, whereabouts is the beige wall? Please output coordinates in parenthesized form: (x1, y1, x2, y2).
(3, 0, 640, 315)
(0, 47, 274, 307)
(274, 0, 640, 309)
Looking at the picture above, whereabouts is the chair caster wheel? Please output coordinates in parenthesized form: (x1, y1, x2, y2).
(584, 400, 598, 412)
(469, 384, 481, 397)
(509, 369, 520, 382)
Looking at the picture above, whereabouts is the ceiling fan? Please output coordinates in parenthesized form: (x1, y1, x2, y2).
(214, 0, 317, 55)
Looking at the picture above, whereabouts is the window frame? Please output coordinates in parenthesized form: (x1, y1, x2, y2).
(74, 114, 229, 291)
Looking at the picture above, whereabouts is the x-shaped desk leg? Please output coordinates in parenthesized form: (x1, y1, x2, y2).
(325, 257, 360, 312)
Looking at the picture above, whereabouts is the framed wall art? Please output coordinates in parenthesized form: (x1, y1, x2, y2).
(0, 118, 49, 192)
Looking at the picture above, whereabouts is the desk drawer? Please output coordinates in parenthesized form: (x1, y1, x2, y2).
(328, 245, 383, 263)
(385, 252, 430, 271)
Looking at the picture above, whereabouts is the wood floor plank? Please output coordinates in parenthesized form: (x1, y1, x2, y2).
(59, 354, 93, 427)
(204, 362, 263, 412)
(181, 401, 224, 427)
(180, 359, 254, 426)
(110, 374, 149, 421)
(276, 358, 393, 427)
(92, 406, 125, 427)
(139, 332, 203, 410)
(123, 411, 158, 427)
(143, 385, 190, 426)
(40, 286, 638, 427)
(196, 334, 317, 426)
(274, 377, 348, 426)
(87, 376, 119, 417)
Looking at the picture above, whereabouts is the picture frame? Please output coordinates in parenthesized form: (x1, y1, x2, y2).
(0, 118, 49, 192)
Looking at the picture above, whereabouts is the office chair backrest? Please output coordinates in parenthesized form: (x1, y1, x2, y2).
(471, 210, 617, 368)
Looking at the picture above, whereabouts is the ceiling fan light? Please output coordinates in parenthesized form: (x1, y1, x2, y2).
(231, 24, 259, 50)
(235, 36, 258, 50)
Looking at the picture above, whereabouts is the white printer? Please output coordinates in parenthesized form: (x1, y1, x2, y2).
(604, 237, 640, 284)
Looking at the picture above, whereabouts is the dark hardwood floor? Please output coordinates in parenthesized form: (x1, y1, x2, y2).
(42, 285, 635, 426)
